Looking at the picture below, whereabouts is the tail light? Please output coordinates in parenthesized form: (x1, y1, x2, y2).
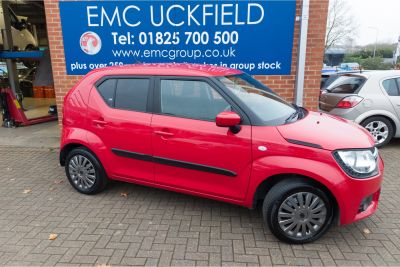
(319, 90, 327, 99)
(336, 95, 363, 109)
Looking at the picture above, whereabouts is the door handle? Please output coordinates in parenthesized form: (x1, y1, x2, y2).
(93, 119, 108, 127)
(154, 130, 174, 137)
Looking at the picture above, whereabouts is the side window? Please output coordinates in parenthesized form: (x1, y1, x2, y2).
(160, 79, 231, 121)
(382, 78, 399, 96)
(97, 79, 116, 107)
(115, 78, 150, 112)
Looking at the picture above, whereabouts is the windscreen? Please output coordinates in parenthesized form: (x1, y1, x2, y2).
(218, 74, 297, 125)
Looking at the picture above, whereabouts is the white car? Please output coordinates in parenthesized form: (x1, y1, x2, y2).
(320, 70, 400, 147)
(0, 6, 37, 52)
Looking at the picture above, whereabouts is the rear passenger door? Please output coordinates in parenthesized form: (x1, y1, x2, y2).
(87, 76, 154, 182)
(381, 77, 400, 118)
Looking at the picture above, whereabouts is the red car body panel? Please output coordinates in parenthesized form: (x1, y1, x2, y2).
(86, 88, 154, 182)
(60, 64, 384, 227)
(277, 111, 375, 150)
(89, 63, 242, 78)
(246, 123, 383, 224)
(151, 114, 252, 200)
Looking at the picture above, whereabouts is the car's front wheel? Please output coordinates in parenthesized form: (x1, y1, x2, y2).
(65, 147, 108, 194)
(361, 116, 394, 147)
(262, 179, 334, 244)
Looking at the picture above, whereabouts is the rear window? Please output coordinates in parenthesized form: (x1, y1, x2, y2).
(321, 74, 339, 90)
(96, 78, 150, 112)
(326, 76, 366, 94)
(382, 78, 400, 96)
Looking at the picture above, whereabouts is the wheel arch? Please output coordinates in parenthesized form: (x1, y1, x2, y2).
(25, 44, 36, 50)
(60, 142, 94, 166)
(252, 173, 340, 223)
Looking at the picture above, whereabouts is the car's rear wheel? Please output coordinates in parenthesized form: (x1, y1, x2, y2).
(361, 116, 394, 147)
(65, 147, 108, 194)
(262, 179, 334, 244)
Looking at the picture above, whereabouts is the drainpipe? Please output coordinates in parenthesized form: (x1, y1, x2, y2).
(294, 0, 310, 107)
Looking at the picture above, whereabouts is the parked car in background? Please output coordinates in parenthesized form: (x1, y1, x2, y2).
(0, 5, 37, 51)
(18, 67, 36, 97)
(339, 62, 360, 71)
(60, 64, 383, 244)
(0, 66, 36, 97)
(0, 5, 38, 68)
(319, 70, 400, 147)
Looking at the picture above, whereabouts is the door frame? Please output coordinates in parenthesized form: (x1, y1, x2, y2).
(152, 75, 251, 125)
(94, 75, 156, 114)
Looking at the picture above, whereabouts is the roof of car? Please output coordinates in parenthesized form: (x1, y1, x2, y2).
(343, 70, 400, 79)
(89, 63, 243, 77)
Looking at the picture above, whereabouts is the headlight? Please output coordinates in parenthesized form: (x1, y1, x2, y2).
(333, 148, 379, 178)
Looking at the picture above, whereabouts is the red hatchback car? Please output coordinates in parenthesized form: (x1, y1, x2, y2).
(60, 64, 383, 243)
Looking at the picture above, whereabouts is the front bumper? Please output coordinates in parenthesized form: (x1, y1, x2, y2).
(337, 158, 383, 225)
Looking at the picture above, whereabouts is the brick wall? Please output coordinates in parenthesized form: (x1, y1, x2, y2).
(44, 0, 328, 122)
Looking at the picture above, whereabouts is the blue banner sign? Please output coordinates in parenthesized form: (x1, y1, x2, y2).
(59, 1, 296, 75)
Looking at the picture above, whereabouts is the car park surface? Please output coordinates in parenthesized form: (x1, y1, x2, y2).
(0, 139, 398, 266)
(60, 63, 383, 244)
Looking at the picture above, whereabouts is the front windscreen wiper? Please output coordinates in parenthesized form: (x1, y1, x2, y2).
(285, 104, 303, 123)
(285, 110, 299, 123)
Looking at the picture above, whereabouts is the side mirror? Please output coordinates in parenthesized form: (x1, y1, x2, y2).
(215, 111, 241, 133)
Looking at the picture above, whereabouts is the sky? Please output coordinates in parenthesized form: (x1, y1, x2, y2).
(346, 0, 400, 46)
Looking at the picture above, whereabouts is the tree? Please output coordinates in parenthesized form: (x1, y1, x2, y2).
(325, 0, 358, 51)
(343, 55, 391, 70)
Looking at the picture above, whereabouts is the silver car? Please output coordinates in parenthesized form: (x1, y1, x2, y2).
(319, 70, 400, 147)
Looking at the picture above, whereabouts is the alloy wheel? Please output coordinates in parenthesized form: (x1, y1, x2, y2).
(365, 121, 389, 145)
(277, 192, 327, 239)
(68, 155, 96, 190)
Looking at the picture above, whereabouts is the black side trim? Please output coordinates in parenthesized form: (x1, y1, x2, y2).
(153, 156, 237, 177)
(286, 139, 323, 149)
(111, 148, 237, 177)
(111, 148, 152, 162)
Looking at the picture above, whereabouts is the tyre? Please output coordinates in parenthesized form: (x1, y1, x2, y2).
(361, 116, 394, 148)
(262, 179, 334, 244)
(22, 45, 39, 68)
(65, 147, 108, 194)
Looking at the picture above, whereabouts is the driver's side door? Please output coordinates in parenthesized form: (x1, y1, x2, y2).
(151, 77, 252, 201)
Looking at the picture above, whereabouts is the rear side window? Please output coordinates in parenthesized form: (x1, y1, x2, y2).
(326, 76, 366, 94)
(115, 79, 149, 112)
(97, 79, 116, 106)
(96, 78, 150, 112)
(382, 78, 400, 96)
